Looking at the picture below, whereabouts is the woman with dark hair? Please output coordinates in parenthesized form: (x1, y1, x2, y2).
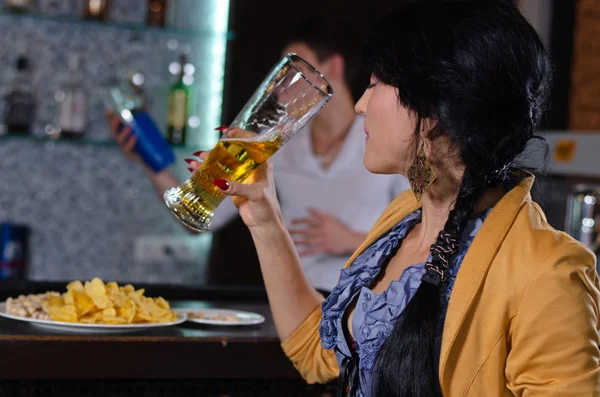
(194, 0, 600, 395)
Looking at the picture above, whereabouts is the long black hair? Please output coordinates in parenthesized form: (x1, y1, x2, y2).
(365, 1, 552, 396)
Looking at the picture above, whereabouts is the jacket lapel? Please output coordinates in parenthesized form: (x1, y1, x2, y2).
(438, 175, 535, 392)
(340, 174, 535, 395)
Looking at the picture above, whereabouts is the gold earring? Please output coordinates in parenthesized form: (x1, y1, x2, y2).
(407, 143, 436, 201)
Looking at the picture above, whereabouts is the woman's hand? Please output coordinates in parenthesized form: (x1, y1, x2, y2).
(186, 128, 284, 230)
(190, 128, 322, 343)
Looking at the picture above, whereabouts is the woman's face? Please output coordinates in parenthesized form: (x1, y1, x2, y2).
(355, 76, 418, 176)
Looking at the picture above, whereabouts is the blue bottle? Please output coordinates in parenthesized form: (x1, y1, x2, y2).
(105, 82, 175, 173)
(0, 223, 29, 281)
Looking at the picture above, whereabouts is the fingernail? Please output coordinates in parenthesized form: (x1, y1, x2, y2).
(212, 178, 230, 191)
(215, 125, 229, 131)
(188, 167, 194, 173)
(193, 150, 204, 156)
(184, 158, 194, 165)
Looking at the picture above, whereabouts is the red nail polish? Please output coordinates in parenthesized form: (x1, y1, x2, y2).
(193, 151, 204, 156)
(215, 125, 229, 131)
(184, 158, 194, 165)
(212, 178, 230, 191)
(188, 167, 194, 173)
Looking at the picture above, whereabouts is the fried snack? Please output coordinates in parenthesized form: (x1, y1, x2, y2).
(189, 312, 240, 322)
(5, 292, 60, 320)
(41, 278, 178, 324)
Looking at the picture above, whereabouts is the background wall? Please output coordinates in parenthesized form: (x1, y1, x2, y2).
(0, 0, 225, 284)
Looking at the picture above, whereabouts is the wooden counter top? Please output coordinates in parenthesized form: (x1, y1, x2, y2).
(0, 300, 299, 380)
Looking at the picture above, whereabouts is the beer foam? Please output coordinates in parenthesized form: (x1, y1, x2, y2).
(221, 132, 280, 144)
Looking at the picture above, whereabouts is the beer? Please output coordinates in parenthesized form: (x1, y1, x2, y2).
(163, 53, 333, 231)
(164, 136, 281, 231)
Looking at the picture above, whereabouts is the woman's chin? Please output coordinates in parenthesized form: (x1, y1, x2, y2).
(363, 153, 406, 175)
(362, 155, 376, 173)
(363, 156, 394, 175)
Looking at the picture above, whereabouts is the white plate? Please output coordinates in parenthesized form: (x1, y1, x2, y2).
(177, 308, 265, 326)
(0, 303, 187, 334)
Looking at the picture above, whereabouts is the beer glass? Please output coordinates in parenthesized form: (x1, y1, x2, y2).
(164, 53, 334, 231)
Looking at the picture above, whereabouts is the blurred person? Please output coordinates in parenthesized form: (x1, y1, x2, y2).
(107, 17, 409, 292)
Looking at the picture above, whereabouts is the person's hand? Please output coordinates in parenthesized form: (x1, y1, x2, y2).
(289, 208, 366, 256)
(186, 128, 283, 230)
(106, 111, 140, 163)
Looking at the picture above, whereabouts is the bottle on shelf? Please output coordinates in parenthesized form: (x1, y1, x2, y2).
(37, 0, 73, 17)
(127, 71, 149, 108)
(104, 78, 175, 173)
(3, 54, 36, 135)
(55, 54, 87, 139)
(0, 223, 30, 281)
(3, 0, 34, 13)
(166, 54, 190, 145)
(147, 0, 167, 27)
(84, 0, 111, 21)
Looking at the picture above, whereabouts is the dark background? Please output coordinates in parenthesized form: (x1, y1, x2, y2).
(221, 0, 407, 123)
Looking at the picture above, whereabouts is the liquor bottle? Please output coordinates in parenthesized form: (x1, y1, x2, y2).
(105, 80, 175, 172)
(127, 71, 149, 109)
(85, 0, 111, 21)
(37, 0, 72, 16)
(147, 0, 167, 27)
(0, 223, 30, 281)
(166, 54, 190, 145)
(3, 54, 36, 135)
(4, 0, 34, 13)
(56, 54, 87, 138)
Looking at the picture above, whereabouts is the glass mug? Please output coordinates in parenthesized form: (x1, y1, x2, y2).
(164, 53, 334, 231)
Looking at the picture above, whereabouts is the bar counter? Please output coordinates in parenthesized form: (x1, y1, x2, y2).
(0, 281, 336, 396)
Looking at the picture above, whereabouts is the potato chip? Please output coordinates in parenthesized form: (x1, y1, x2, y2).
(42, 278, 177, 325)
(49, 305, 77, 322)
(128, 289, 145, 303)
(155, 297, 170, 310)
(154, 312, 177, 323)
(63, 290, 75, 306)
(133, 310, 153, 323)
(105, 282, 119, 295)
(102, 307, 117, 317)
(117, 303, 136, 324)
(138, 299, 169, 318)
(103, 316, 128, 324)
(85, 278, 110, 309)
(72, 290, 95, 316)
(44, 295, 63, 310)
(67, 280, 85, 293)
(79, 311, 102, 324)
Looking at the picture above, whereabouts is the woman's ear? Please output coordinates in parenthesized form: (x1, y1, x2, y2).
(420, 117, 439, 140)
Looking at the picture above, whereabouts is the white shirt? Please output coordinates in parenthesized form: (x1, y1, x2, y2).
(211, 115, 409, 291)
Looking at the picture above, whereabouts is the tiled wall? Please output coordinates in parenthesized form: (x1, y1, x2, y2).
(0, 139, 213, 284)
(0, 0, 225, 284)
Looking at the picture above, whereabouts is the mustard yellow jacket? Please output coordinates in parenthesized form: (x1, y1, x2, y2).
(281, 175, 600, 396)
